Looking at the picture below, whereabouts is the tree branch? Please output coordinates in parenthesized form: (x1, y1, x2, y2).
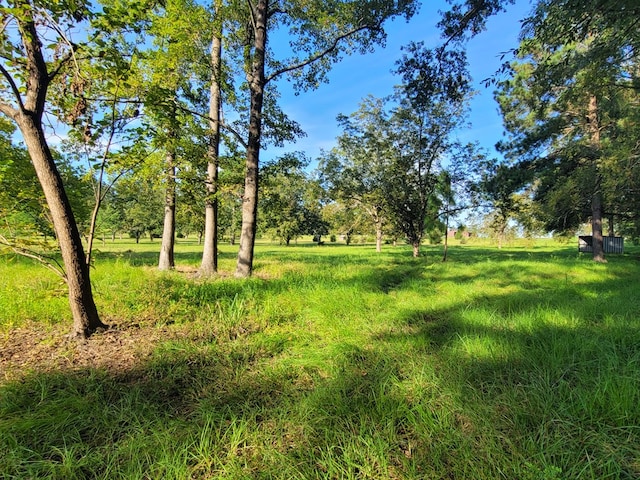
(41, 9, 81, 82)
(265, 24, 376, 84)
(169, 100, 249, 150)
(0, 64, 26, 114)
(0, 234, 67, 281)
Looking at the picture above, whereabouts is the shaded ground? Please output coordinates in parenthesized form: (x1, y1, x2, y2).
(0, 321, 170, 383)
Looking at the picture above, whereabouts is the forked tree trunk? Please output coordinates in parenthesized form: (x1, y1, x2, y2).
(235, 0, 267, 278)
(158, 149, 176, 270)
(18, 116, 105, 338)
(200, 24, 222, 276)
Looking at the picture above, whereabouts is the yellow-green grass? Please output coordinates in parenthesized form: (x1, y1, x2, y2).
(1, 238, 639, 479)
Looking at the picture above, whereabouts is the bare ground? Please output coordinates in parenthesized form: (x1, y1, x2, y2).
(0, 319, 175, 384)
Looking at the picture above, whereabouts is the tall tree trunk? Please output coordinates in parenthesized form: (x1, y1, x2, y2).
(18, 116, 106, 338)
(235, 0, 267, 278)
(591, 189, 606, 262)
(372, 208, 383, 252)
(442, 211, 449, 262)
(200, 8, 223, 276)
(158, 149, 176, 270)
(608, 215, 614, 236)
(2, 9, 105, 338)
(588, 94, 606, 263)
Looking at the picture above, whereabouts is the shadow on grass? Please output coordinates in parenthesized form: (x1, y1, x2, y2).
(93, 248, 239, 267)
(3, 245, 640, 478)
(2, 309, 639, 478)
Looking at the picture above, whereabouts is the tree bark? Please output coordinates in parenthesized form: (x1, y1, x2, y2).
(375, 220, 383, 253)
(200, 9, 222, 276)
(591, 189, 606, 262)
(587, 94, 606, 263)
(608, 215, 614, 236)
(412, 242, 420, 257)
(2, 7, 105, 338)
(18, 116, 106, 338)
(442, 211, 449, 262)
(158, 148, 176, 270)
(235, 0, 267, 278)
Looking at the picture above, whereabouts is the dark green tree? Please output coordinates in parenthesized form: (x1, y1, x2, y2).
(494, 1, 640, 261)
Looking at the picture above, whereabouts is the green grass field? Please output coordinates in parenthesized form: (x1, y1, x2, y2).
(1, 238, 639, 479)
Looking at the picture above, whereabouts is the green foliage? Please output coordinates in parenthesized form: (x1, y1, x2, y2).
(0, 129, 93, 242)
(321, 43, 473, 255)
(318, 95, 396, 243)
(260, 153, 328, 245)
(115, 169, 164, 241)
(493, 1, 640, 239)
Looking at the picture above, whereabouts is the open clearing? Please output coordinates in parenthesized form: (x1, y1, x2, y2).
(1, 240, 639, 479)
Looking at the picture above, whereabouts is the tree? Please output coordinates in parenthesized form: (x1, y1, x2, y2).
(260, 153, 322, 245)
(385, 43, 472, 257)
(0, 1, 108, 337)
(473, 157, 531, 248)
(321, 201, 370, 246)
(319, 96, 394, 252)
(117, 169, 165, 243)
(232, 0, 418, 277)
(200, 0, 225, 275)
(494, 1, 640, 261)
(136, 0, 211, 270)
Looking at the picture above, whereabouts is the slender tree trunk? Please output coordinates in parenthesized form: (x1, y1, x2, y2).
(158, 148, 176, 270)
(200, 12, 222, 276)
(236, 0, 267, 277)
(85, 172, 103, 267)
(588, 94, 606, 263)
(375, 214, 383, 252)
(442, 212, 449, 262)
(412, 242, 420, 257)
(608, 215, 614, 236)
(591, 189, 606, 262)
(18, 116, 106, 337)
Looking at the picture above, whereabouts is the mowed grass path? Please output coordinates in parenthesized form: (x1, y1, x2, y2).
(1, 239, 639, 479)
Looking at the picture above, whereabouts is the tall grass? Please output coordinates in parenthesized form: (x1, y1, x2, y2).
(1, 238, 639, 478)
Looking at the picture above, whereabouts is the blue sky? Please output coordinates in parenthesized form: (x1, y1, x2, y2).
(269, 0, 533, 165)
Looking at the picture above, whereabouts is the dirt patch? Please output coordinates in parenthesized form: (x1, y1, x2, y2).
(0, 319, 177, 384)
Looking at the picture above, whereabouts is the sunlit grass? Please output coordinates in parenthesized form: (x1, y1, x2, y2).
(1, 238, 640, 478)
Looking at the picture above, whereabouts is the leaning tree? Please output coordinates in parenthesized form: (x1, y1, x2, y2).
(0, 0, 109, 337)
